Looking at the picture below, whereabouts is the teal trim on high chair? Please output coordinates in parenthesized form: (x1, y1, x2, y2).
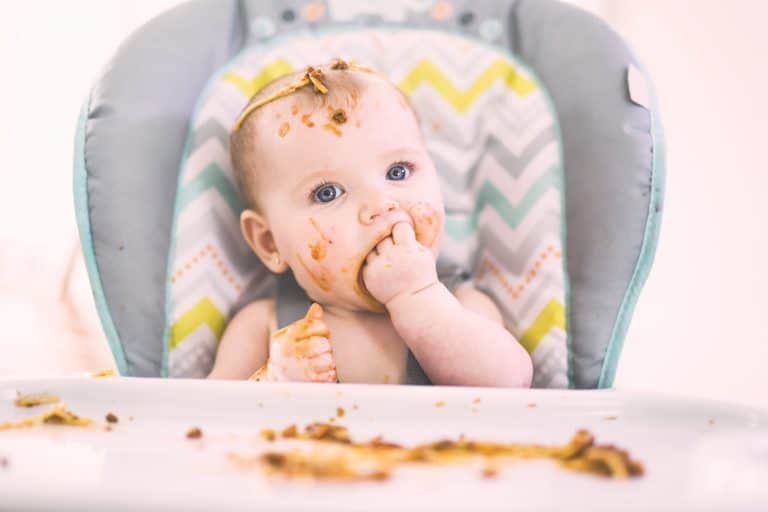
(598, 60, 666, 389)
(73, 92, 129, 376)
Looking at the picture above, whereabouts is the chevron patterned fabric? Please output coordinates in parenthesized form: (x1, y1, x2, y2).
(166, 28, 569, 387)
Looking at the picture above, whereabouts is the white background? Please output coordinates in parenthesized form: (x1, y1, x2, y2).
(0, 1, 765, 408)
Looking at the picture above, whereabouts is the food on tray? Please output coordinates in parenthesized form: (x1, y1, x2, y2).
(281, 424, 298, 438)
(232, 422, 643, 481)
(14, 392, 60, 407)
(261, 429, 277, 441)
(0, 404, 92, 430)
(186, 427, 203, 439)
(91, 369, 115, 377)
(105, 413, 119, 423)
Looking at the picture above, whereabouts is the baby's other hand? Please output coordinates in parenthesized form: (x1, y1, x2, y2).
(265, 303, 337, 383)
(362, 222, 438, 307)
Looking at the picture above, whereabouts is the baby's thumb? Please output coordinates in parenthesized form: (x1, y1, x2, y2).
(299, 303, 330, 338)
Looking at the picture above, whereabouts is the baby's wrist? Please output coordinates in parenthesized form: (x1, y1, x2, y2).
(385, 280, 437, 310)
(385, 280, 457, 331)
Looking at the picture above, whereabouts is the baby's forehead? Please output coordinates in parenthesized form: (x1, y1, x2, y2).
(260, 78, 406, 120)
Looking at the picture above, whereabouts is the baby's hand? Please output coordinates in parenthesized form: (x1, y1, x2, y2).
(261, 303, 337, 383)
(362, 222, 438, 307)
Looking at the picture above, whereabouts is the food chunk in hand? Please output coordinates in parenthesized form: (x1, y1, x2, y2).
(250, 303, 337, 383)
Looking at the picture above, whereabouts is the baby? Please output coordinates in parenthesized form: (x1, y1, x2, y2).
(207, 58, 533, 387)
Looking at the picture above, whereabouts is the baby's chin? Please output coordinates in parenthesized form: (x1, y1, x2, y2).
(304, 287, 386, 315)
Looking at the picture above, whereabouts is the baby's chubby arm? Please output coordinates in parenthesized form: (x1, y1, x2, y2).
(362, 222, 533, 387)
(208, 299, 272, 380)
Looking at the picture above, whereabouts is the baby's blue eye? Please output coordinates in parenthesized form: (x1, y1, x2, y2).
(387, 163, 411, 181)
(313, 183, 344, 203)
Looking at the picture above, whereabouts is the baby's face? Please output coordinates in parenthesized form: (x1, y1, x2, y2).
(249, 82, 444, 312)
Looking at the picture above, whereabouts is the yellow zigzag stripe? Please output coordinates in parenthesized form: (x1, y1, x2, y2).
(169, 297, 225, 350)
(398, 58, 536, 112)
(222, 57, 536, 111)
(223, 58, 295, 97)
(518, 299, 566, 354)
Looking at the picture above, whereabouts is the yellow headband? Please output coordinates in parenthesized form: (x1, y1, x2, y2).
(232, 58, 379, 132)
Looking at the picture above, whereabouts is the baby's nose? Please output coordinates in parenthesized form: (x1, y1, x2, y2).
(358, 198, 399, 225)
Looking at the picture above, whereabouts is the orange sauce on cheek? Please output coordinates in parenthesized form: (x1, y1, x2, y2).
(297, 253, 333, 292)
(340, 227, 392, 312)
(407, 202, 443, 248)
(307, 218, 333, 261)
(310, 241, 327, 261)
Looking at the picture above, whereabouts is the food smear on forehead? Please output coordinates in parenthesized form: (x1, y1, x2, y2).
(232, 58, 380, 132)
(330, 108, 347, 125)
(301, 113, 315, 128)
(278, 122, 291, 137)
(323, 123, 343, 137)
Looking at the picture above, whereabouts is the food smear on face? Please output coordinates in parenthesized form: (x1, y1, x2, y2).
(408, 202, 443, 248)
(301, 113, 315, 128)
(342, 226, 393, 312)
(297, 254, 333, 292)
(278, 122, 291, 137)
(309, 218, 333, 243)
(310, 241, 327, 261)
(331, 109, 347, 124)
(307, 220, 332, 261)
(323, 123, 343, 137)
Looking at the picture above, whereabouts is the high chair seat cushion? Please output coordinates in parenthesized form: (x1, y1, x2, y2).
(74, 0, 664, 389)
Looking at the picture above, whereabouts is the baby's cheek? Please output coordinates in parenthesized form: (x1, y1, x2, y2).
(406, 202, 444, 249)
(296, 218, 338, 292)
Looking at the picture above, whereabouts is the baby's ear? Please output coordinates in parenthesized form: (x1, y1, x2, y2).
(240, 209, 288, 273)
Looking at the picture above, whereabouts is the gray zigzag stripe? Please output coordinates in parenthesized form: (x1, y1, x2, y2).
(476, 271, 563, 327)
(445, 212, 560, 274)
(476, 211, 561, 273)
(415, 91, 546, 146)
(191, 118, 231, 153)
(172, 266, 274, 321)
(434, 127, 557, 191)
(516, 272, 564, 323)
(173, 269, 249, 312)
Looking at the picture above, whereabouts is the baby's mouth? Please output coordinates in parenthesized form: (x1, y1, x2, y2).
(357, 229, 393, 289)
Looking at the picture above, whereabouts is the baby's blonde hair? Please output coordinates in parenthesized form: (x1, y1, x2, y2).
(230, 58, 420, 210)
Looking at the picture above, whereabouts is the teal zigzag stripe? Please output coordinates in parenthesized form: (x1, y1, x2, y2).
(445, 164, 562, 240)
(178, 163, 243, 215)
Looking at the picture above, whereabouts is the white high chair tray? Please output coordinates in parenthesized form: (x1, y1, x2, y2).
(0, 377, 766, 511)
